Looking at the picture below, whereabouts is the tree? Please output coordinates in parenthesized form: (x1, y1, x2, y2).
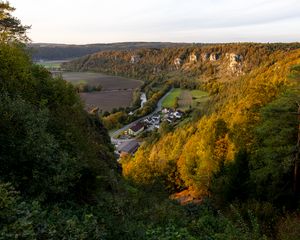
(174, 96, 179, 109)
(0, 1, 30, 42)
(250, 89, 299, 205)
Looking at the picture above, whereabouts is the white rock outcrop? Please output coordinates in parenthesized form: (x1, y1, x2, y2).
(174, 57, 182, 69)
(201, 53, 210, 61)
(228, 53, 243, 74)
(209, 53, 220, 61)
(189, 53, 197, 63)
(130, 55, 140, 64)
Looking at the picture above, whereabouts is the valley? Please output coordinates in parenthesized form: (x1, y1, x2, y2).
(2, 1, 300, 238)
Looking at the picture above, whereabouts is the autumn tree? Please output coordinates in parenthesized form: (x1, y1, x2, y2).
(0, 1, 30, 42)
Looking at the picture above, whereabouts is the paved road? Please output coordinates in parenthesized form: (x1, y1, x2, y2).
(110, 87, 173, 143)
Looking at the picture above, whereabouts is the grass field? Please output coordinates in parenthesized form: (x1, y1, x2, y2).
(37, 60, 68, 69)
(161, 88, 182, 108)
(191, 90, 209, 104)
(162, 88, 209, 110)
(63, 72, 143, 112)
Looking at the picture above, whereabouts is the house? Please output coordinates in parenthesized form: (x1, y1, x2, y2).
(117, 140, 140, 156)
(128, 122, 144, 136)
(174, 111, 183, 119)
(162, 108, 169, 114)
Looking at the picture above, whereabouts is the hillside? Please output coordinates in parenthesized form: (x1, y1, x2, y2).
(122, 48, 300, 201)
(63, 43, 300, 83)
(28, 42, 190, 61)
(65, 41, 300, 238)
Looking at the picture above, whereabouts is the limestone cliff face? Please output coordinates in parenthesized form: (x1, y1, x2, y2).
(189, 53, 197, 63)
(130, 55, 140, 64)
(209, 53, 221, 61)
(174, 57, 182, 69)
(201, 53, 210, 61)
(226, 53, 243, 74)
(63, 43, 300, 82)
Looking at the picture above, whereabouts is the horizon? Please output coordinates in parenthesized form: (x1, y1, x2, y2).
(10, 0, 300, 44)
(31, 41, 300, 46)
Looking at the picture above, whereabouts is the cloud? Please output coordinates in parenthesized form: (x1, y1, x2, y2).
(10, 0, 300, 43)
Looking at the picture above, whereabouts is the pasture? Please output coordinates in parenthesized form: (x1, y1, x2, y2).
(37, 60, 68, 69)
(161, 88, 182, 108)
(62, 72, 143, 111)
(162, 88, 209, 110)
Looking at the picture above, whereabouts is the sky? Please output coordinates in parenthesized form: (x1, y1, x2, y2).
(9, 0, 300, 44)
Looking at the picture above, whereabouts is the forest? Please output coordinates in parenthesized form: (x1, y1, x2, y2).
(29, 42, 189, 61)
(1, 1, 300, 239)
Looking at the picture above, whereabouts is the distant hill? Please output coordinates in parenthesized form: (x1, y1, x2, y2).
(63, 42, 300, 83)
(28, 42, 191, 61)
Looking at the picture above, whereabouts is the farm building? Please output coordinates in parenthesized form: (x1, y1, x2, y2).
(117, 140, 140, 156)
(128, 122, 144, 136)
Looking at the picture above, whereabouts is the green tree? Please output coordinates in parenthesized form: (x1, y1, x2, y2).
(0, 1, 30, 42)
(250, 89, 299, 205)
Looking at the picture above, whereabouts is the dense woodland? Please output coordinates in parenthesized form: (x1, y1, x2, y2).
(29, 42, 189, 61)
(1, 2, 300, 239)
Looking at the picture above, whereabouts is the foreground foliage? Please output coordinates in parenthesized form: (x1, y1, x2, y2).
(1, 2, 300, 238)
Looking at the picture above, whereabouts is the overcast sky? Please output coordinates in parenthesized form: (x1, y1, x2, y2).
(9, 0, 300, 44)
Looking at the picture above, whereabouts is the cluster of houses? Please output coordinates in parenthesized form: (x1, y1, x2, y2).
(141, 108, 184, 131)
(115, 108, 184, 157)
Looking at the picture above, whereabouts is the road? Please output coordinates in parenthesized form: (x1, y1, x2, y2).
(110, 87, 173, 143)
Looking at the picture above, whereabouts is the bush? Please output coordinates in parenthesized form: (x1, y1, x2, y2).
(276, 213, 300, 240)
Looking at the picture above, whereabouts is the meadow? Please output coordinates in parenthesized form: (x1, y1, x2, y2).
(36, 60, 68, 69)
(162, 88, 209, 110)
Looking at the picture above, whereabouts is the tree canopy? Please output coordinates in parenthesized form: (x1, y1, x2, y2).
(0, 1, 30, 42)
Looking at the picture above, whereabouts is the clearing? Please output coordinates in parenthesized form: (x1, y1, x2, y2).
(162, 88, 209, 110)
(161, 88, 182, 108)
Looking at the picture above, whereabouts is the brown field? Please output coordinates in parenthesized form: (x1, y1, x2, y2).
(62, 72, 142, 90)
(80, 90, 134, 112)
(178, 90, 193, 110)
(62, 72, 143, 111)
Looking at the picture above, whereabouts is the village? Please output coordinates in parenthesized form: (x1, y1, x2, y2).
(114, 108, 184, 158)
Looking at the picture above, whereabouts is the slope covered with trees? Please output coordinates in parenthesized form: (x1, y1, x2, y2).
(29, 42, 189, 61)
(122, 49, 300, 202)
(64, 36, 300, 239)
(63, 43, 300, 83)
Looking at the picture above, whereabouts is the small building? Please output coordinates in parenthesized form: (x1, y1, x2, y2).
(117, 140, 140, 156)
(128, 122, 144, 136)
(162, 108, 169, 114)
(174, 111, 183, 119)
